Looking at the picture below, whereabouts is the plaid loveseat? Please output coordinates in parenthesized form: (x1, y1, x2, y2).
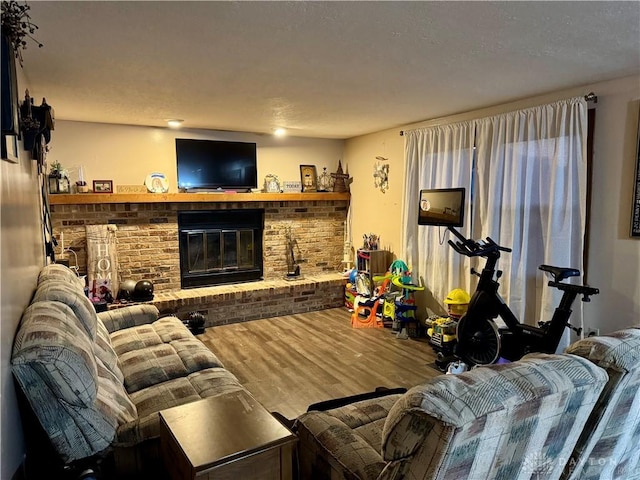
(295, 353, 609, 480)
(562, 327, 640, 480)
(11, 264, 247, 477)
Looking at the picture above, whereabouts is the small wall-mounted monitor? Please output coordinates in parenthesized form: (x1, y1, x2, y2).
(418, 187, 466, 227)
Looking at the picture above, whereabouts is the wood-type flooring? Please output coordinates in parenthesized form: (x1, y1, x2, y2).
(199, 307, 441, 419)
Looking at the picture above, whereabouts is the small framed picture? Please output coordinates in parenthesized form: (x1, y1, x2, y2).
(300, 165, 318, 192)
(93, 180, 114, 193)
(1, 134, 19, 163)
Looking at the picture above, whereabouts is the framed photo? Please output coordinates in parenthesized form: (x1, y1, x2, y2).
(1, 35, 20, 137)
(1, 134, 18, 163)
(300, 165, 318, 192)
(93, 180, 114, 193)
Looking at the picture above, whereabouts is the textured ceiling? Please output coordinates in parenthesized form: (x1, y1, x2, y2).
(19, 1, 640, 139)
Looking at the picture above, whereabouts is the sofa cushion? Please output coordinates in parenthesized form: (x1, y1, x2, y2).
(98, 304, 159, 333)
(170, 338, 224, 372)
(152, 316, 193, 342)
(34, 280, 97, 339)
(113, 317, 225, 394)
(115, 367, 244, 447)
(119, 344, 190, 394)
(295, 394, 401, 480)
(111, 324, 164, 356)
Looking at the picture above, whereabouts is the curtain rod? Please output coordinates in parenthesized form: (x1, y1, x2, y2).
(399, 92, 598, 136)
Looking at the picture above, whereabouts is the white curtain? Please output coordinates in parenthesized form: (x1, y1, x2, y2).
(401, 123, 475, 312)
(474, 97, 588, 349)
(402, 98, 588, 349)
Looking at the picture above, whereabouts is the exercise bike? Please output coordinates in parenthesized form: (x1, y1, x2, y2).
(447, 227, 599, 366)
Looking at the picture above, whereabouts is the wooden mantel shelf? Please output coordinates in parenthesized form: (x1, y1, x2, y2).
(48, 192, 350, 205)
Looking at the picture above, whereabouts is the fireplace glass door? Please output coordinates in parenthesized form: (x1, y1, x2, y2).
(186, 229, 255, 273)
(178, 209, 263, 288)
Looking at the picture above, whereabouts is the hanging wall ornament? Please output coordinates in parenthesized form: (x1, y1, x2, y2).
(374, 156, 389, 193)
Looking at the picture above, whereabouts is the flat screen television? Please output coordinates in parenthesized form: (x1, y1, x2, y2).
(176, 138, 258, 191)
(418, 187, 466, 227)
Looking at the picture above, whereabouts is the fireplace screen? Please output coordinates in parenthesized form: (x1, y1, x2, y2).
(185, 229, 255, 272)
(178, 209, 263, 288)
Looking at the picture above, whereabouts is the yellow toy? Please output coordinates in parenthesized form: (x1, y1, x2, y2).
(426, 288, 470, 370)
(444, 288, 471, 318)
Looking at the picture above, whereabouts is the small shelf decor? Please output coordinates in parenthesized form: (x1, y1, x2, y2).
(300, 165, 318, 192)
(332, 160, 351, 193)
(317, 167, 334, 192)
(93, 179, 113, 193)
(48, 160, 69, 194)
(263, 173, 281, 193)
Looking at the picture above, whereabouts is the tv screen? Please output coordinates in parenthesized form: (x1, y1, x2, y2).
(176, 139, 257, 191)
(418, 188, 466, 227)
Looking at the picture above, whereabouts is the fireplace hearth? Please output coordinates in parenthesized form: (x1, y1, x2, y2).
(178, 210, 264, 288)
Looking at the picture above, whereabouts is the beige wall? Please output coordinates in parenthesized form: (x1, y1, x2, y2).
(343, 131, 405, 256)
(50, 121, 344, 192)
(1, 73, 44, 476)
(344, 74, 640, 335)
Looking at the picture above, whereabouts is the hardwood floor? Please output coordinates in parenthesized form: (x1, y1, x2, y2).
(199, 307, 441, 419)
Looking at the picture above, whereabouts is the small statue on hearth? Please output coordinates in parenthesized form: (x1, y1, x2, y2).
(285, 226, 302, 280)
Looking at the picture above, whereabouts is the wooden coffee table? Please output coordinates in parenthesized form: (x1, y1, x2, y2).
(159, 390, 297, 480)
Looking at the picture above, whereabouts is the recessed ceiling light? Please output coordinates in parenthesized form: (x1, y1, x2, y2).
(273, 128, 287, 137)
(167, 119, 184, 128)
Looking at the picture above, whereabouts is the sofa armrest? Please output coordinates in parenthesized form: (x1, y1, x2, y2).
(98, 305, 159, 333)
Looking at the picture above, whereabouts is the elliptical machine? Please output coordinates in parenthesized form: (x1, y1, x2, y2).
(447, 227, 599, 366)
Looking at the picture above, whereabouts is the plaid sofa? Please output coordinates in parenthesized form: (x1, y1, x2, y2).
(295, 353, 609, 480)
(11, 264, 247, 477)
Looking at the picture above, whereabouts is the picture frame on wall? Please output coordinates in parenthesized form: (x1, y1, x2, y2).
(631, 108, 640, 238)
(299, 165, 318, 192)
(1, 134, 18, 163)
(93, 180, 114, 193)
(1, 35, 20, 137)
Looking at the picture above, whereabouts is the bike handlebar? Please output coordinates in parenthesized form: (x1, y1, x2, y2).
(447, 227, 511, 258)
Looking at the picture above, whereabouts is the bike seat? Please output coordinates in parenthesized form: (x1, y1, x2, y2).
(539, 264, 580, 282)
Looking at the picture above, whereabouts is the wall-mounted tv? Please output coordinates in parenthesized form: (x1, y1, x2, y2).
(176, 138, 258, 192)
(418, 187, 466, 227)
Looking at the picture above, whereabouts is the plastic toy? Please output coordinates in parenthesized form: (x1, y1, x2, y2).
(351, 273, 392, 328)
(426, 288, 470, 371)
(390, 267, 425, 339)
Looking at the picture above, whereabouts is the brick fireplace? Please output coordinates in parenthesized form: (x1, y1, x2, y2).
(49, 195, 349, 294)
